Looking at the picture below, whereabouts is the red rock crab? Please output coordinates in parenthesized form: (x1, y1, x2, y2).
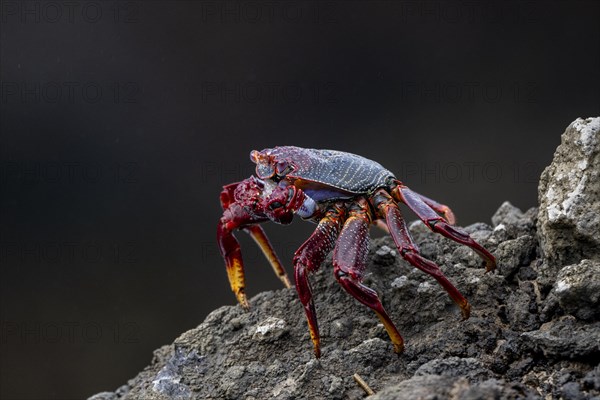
(217, 146, 496, 357)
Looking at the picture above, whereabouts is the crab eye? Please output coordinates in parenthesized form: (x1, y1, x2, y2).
(269, 201, 283, 210)
(256, 164, 275, 179)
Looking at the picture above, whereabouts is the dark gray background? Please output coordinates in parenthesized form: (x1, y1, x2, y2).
(1, 1, 599, 399)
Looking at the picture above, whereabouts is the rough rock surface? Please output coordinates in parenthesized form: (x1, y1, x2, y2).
(90, 118, 600, 400)
(550, 260, 600, 322)
(88, 212, 599, 400)
(538, 117, 600, 270)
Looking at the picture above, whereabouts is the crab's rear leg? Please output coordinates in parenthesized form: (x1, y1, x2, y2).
(333, 199, 405, 354)
(414, 191, 456, 225)
(391, 182, 496, 272)
(373, 190, 472, 319)
(373, 188, 455, 233)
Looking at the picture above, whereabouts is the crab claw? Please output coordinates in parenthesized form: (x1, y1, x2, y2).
(218, 178, 310, 309)
(217, 206, 251, 310)
(263, 184, 314, 223)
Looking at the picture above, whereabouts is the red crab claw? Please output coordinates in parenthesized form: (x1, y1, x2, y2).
(218, 177, 272, 309)
(217, 202, 262, 310)
(262, 183, 311, 224)
(218, 178, 314, 309)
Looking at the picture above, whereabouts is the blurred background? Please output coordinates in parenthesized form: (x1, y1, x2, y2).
(1, 1, 598, 398)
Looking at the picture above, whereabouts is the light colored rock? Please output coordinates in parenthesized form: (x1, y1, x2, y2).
(251, 316, 288, 342)
(538, 117, 600, 268)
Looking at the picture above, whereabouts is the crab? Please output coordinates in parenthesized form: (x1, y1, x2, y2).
(217, 146, 496, 358)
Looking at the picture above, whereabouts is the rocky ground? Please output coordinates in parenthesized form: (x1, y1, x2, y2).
(90, 117, 600, 400)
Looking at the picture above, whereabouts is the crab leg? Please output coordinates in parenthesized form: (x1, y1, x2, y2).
(391, 183, 496, 272)
(373, 189, 472, 319)
(293, 206, 344, 358)
(333, 199, 405, 354)
(243, 226, 292, 288)
(413, 191, 456, 225)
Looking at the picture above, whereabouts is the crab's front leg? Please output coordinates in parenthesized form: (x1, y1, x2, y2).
(293, 205, 345, 358)
(333, 198, 405, 354)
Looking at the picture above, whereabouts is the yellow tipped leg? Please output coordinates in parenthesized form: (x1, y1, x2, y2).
(245, 225, 292, 288)
(295, 263, 322, 358)
(374, 311, 405, 354)
(336, 270, 406, 355)
(308, 318, 321, 359)
(218, 221, 251, 310)
(333, 205, 405, 355)
(292, 209, 344, 358)
(225, 251, 249, 310)
(458, 298, 471, 320)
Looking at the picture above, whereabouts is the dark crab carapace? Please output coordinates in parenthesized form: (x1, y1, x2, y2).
(217, 146, 496, 357)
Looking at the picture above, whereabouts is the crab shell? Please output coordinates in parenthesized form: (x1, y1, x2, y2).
(250, 146, 397, 202)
